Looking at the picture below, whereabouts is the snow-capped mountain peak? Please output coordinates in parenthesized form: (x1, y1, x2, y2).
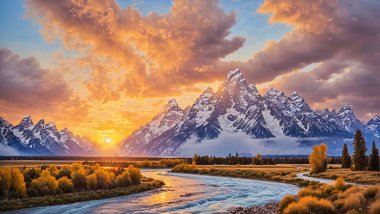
(19, 115, 34, 130)
(0, 115, 96, 155)
(167, 98, 179, 108)
(366, 115, 380, 138)
(120, 98, 185, 155)
(226, 68, 243, 82)
(121, 69, 378, 156)
(339, 104, 353, 113)
(0, 117, 12, 128)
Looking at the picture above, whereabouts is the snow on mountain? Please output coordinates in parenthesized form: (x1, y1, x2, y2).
(366, 115, 380, 138)
(121, 99, 184, 155)
(0, 116, 96, 155)
(121, 69, 377, 156)
(337, 105, 366, 133)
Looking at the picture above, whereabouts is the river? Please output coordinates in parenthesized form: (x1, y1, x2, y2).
(6, 169, 299, 214)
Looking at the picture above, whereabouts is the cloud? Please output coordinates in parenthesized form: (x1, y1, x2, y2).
(0, 143, 20, 156)
(243, 0, 380, 120)
(26, 0, 245, 99)
(0, 48, 88, 121)
(177, 132, 313, 157)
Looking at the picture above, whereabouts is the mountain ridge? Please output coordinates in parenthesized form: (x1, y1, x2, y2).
(0, 116, 96, 155)
(120, 69, 379, 156)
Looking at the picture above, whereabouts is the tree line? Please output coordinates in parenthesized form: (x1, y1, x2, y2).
(0, 162, 143, 200)
(191, 153, 311, 165)
(341, 129, 379, 171)
(310, 129, 379, 174)
(83, 158, 185, 168)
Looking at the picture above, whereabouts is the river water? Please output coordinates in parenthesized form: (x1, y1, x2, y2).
(7, 170, 299, 214)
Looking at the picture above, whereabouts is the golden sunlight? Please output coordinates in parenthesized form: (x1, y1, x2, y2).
(105, 137, 111, 144)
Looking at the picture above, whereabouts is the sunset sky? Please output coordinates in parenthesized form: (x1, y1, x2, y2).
(1, 0, 379, 144)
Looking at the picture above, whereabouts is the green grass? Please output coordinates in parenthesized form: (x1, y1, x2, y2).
(0, 179, 164, 212)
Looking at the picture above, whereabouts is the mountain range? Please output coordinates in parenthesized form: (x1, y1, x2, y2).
(1, 69, 379, 156)
(0, 116, 96, 155)
(120, 69, 380, 156)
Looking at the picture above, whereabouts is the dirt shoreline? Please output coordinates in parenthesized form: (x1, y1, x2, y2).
(230, 202, 280, 214)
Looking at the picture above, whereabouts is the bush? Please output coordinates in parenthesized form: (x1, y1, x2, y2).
(343, 193, 364, 211)
(116, 171, 132, 187)
(284, 202, 309, 214)
(56, 165, 71, 179)
(334, 177, 346, 191)
(94, 169, 113, 189)
(284, 196, 334, 214)
(86, 174, 97, 190)
(279, 195, 296, 213)
(128, 165, 142, 185)
(369, 200, 380, 214)
(29, 170, 58, 196)
(58, 176, 74, 193)
(364, 186, 378, 199)
(71, 167, 87, 191)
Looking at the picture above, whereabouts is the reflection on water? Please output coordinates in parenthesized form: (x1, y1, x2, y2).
(7, 170, 299, 214)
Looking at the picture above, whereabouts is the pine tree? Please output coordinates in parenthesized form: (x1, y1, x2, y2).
(352, 129, 368, 171)
(368, 141, 379, 171)
(341, 143, 351, 168)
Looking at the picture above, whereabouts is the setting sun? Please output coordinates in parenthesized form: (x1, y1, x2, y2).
(105, 137, 111, 144)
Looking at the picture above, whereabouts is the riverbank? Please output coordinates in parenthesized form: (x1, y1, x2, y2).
(171, 164, 318, 187)
(307, 168, 380, 185)
(0, 178, 164, 212)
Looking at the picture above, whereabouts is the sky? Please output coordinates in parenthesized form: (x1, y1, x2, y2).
(1, 0, 379, 145)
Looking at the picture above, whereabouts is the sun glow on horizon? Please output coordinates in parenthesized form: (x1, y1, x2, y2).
(105, 137, 111, 144)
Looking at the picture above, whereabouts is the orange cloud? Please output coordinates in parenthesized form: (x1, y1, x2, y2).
(26, 0, 245, 100)
(0, 48, 89, 123)
(251, 0, 380, 120)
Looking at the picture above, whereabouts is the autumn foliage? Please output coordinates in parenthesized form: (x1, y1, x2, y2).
(309, 143, 328, 174)
(0, 162, 143, 199)
(279, 177, 380, 214)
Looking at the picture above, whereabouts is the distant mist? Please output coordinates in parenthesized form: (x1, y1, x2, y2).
(0, 144, 20, 156)
(177, 132, 318, 157)
(175, 132, 369, 157)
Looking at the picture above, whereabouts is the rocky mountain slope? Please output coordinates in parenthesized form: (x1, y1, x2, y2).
(120, 69, 379, 156)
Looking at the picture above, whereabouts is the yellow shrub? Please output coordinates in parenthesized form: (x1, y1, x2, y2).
(94, 169, 112, 189)
(285, 196, 334, 214)
(86, 174, 97, 190)
(71, 168, 87, 191)
(115, 171, 132, 187)
(343, 193, 364, 211)
(58, 176, 74, 193)
(128, 165, 142, 185)
(369, 200, 380, 214)
(279, 194, 296, 213)
(30, 169, 58, 196)
(284, 202, 309, 214)
(334, 177, 346, 191)
(341, 186, 365, 198)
